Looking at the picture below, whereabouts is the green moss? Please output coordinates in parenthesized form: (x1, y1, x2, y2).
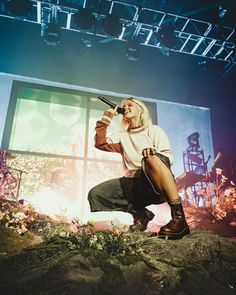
(96, 259, 126, 294)
(1, 222, 236, 295)
(0, 225, 42, 260)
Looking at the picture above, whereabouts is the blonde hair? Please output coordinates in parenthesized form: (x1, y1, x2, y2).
(120, 97, 151, 130)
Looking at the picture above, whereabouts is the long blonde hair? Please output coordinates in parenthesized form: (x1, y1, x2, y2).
(120, 97, 151, 130)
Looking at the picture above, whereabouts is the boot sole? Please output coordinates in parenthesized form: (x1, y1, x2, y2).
(158, 226, 190, 240)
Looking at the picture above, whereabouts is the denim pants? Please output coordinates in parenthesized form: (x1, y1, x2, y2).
(88, 153, 171, 212)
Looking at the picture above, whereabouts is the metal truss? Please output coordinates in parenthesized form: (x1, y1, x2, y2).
(0, 0, 235, 68)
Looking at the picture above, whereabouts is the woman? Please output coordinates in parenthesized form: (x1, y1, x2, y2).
(88, 97, 190, 239)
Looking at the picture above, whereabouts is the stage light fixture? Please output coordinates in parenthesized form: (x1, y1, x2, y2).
(102, 14, 122, 37)
(6, 0, 33, 17)
(43, 23, 61, 46)
(157, 24, 177, 49)
(43, 5, 61, 46)
(126, 39, 140, 61)
(218, 5, 227, 18)
(74, 8, 95, 30)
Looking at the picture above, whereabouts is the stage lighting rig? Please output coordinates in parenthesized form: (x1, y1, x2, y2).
(74, 7, 95, 31)
(0, 0, 235, 74)
(157, 24, 177, 49)
(43, 23, 61, 45)
(102, 14, 123, 37)
(6, 0, 33, 18)
(43, 4, 61, 46)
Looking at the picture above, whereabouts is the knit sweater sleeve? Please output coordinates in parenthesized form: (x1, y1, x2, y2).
(94, 111, 122, 153)
(150, 125, 174, 164)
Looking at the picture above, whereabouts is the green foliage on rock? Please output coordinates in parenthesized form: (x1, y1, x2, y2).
(1, 229, 236, 295)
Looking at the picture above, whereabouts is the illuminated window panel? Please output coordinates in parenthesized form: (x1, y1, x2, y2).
(8, 86, 86, 157)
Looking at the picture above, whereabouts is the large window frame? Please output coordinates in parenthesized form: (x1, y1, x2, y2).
(2, 81, 158, 215)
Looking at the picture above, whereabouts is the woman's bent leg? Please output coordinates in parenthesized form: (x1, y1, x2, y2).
(142, 153, 190, 239)
(88, 176, 154, 232)
(88, 178, 129, 212)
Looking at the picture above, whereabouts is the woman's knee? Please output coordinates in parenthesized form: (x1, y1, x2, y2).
(88, 186, 105, 212)
(142, 154, 163, 170)
(88, 182, 110, 203)
(88, 186, 99, 203)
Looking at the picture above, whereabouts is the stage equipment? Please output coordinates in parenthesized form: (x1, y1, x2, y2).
(175, 172, 205, 191)
(74, 8, 95, 30)
(126, 39, 140, 61)
(218, 5, 227, 18)
(102, 14, 123, 37)
(183, 131, 210, 175)
(0, 0, 235, 75)
(43, 4, 61, 46)
(97, 96, 125, 114)
(187, 132, 200, 152)
(6, 0, 32, 17)
(43, 23, 61, 45)
(182, 132, 211, 206)
(157, 24, 177, 49)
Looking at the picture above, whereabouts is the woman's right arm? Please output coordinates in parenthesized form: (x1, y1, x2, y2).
(95, 109, 123, 153)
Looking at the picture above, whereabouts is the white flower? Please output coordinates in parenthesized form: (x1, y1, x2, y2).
(59, 231, 67, 237)
(221, 175, 228, 182)
(12, 212, 26, 220)
(215, 168, 223, 175)
(224, 189, 232, 197)
(96, 244, 103, 250)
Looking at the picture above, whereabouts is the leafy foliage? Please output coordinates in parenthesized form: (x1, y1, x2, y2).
(67, 228, 143, 257)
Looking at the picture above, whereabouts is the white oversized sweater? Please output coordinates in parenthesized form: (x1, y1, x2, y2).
(95, 117, 173, 177)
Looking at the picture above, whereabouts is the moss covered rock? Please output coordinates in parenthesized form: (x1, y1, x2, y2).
(0, 230, 236, 295)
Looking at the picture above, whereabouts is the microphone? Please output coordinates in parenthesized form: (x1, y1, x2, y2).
(97, 96, 125, 114)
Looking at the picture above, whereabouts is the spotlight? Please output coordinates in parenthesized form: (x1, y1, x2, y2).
(43, 23, 61, 46)
(102, 14, 122, 37)
(126, 39, 140, 61)
(218, 5, 227, 18)
(157, 24, 177, 49)
(43, 5, 61, 46)
(74, 8, 95, 30)
(6, 0, 33, 17)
